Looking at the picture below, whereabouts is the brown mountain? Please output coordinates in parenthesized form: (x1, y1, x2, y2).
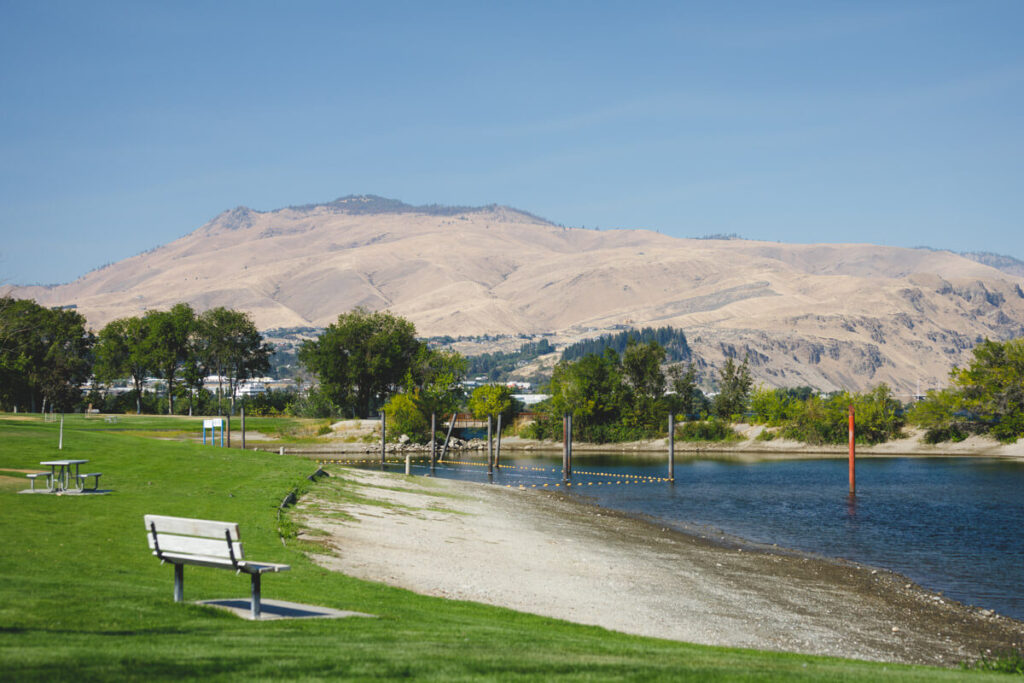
(12, 195, 1024, 394)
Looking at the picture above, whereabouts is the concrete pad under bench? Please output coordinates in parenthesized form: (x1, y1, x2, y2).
(195, 598, 375, 621)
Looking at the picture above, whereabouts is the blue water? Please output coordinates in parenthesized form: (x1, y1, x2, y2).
(377, 453, 1024, 621)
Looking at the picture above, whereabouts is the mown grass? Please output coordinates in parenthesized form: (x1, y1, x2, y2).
(0, 414, 987, 681)
(35, 412, 337, 445)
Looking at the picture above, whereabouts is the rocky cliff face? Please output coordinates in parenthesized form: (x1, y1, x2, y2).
(12, 196, 1024, 394)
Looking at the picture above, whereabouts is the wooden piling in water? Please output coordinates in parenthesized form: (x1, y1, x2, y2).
(487, 415, 493, 475)
(668, 413, 675, 483)
(567, 414, 573, 478)
(495, 414, 502, 470)
(440, 412, 457, 462)
(430, 413, 436, 473)
(562, 414, 568, 482)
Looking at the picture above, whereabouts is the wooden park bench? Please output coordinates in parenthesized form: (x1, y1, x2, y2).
(143, 514, 290, 619)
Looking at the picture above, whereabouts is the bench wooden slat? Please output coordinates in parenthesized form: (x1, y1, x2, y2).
(144, 514, 240, 541)
(147, 534, 245, 559)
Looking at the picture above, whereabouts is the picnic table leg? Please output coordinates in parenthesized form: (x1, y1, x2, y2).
(250, 573, 261, 620)
(174, 564, 184, 602)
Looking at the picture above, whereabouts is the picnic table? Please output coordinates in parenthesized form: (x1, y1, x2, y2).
(39, 459, 88, 492)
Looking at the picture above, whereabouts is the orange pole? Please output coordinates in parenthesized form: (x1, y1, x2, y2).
(848, 405, 856, 494)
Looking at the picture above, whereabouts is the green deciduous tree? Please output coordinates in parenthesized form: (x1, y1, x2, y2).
(468, 384, 516, 425)
(951, 338, 1024, 442)
(0, 297, 93, 413)
(198, 307, 272, 414)
(407, 347, 467, 418)
(713, 357, 753, 419)
(666, 362, 704, 418)
(298, 308, 421, 418)
(144, 303, 196, 415)
(94, 316, 151, 414)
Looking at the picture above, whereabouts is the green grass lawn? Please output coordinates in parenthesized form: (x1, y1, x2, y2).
(0, 414, 988, 681)
(29, 411, 336, 444)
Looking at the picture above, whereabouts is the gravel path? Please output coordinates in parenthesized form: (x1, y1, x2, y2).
(300, 468, 1024, 667)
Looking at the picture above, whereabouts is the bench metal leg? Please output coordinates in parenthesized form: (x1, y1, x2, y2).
(251, 573, 261, 620)
(174, 564, 184, 602)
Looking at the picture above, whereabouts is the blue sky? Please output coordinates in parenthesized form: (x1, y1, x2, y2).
(2, 1, 1022, 285)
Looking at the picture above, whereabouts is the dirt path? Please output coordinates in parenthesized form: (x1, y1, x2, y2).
(300, 468, 1024, 667)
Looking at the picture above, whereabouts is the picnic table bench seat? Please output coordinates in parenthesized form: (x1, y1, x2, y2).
(75, 472, 102, 490)
(144, 514, 290, 619)
(25, 472, 52, 491)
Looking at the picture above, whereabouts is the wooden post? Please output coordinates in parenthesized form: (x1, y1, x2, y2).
(405, 451, 411, 475)
(495, 414, 502, 470)
(430, 413, 436, 473)
(668, 413, 675, 483)
(487, 415, 493, 475)
(380, 412, 387, 466)
(562, 414, 568, 482)
(226, 413, 231, 448)
(848, 405, 856, 494)
(241, 406, 246, 450)
(567, 414, 573, 478)
(440, 412, 457, 462)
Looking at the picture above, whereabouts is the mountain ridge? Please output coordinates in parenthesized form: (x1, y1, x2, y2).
(9, 196, 1024, 395)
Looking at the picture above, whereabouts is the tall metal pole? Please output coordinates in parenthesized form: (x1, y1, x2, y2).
(848, 405, 856, 494)
(241, 406, 246, 450)
(668, 413, 675, 483)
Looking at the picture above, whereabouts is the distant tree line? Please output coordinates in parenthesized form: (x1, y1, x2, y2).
(93, 303, 272, 416)
(466, 339, 554, 381)
(0, 296, 272, 416)
(526, 339, 735, 443)
(562, 327, 691, 363)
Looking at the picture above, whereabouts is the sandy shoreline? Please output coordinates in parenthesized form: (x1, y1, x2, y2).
(299, 467, 1024, 667)
(269, 424, 1024, 459)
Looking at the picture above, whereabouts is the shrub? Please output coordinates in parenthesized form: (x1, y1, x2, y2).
(677, 418, 740, 442)
(383, 392, 429, 443)
(288, 388, 341, 419)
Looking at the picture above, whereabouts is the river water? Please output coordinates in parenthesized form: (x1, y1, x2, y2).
(367, 451, 1024, 621)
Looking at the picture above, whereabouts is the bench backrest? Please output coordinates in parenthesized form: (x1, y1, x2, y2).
(144, 514, 245, 563)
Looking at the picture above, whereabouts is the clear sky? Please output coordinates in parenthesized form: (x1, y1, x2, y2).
(2, 1, 1022, 285)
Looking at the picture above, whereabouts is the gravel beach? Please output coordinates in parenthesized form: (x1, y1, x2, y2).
(300, 467, 1024, 667)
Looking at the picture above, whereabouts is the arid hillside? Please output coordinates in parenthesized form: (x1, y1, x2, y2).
(12, 195, 1024, 394)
